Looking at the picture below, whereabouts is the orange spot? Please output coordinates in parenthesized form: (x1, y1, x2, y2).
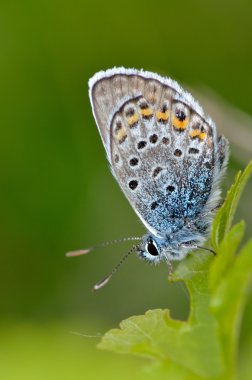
(190, 129, 200, 138)
(172, 115, 189, 130)
(156, 110, 170, 121)
(116, 128, 127, 141)
(189, 129, 207, 140)
(199, 132, 207, 140)
(127, 114, 139, 126)
(140, 108, 153, 117)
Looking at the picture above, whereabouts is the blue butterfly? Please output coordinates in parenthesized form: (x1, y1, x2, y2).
(68, 67, 229, 290)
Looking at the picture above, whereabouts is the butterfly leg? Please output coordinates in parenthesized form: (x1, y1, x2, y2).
(167, 260, 173, 277)
(211, 199, 224, 212)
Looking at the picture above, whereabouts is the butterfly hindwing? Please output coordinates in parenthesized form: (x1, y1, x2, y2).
(89, 68, 228, 238)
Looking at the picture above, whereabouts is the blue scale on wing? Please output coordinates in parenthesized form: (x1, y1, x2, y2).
(133, 150, 214, 237)
(110, 92, 214, 237)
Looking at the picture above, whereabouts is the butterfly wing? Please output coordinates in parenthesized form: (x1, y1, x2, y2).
(89, 68, 228, 238)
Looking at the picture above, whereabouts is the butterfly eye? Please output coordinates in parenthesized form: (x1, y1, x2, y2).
(146, 239, 159, 256)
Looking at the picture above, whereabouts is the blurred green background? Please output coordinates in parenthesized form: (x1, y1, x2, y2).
(1, 0, 252, 379)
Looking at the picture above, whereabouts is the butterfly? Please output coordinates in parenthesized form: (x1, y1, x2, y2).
(67, 67, 229, 290)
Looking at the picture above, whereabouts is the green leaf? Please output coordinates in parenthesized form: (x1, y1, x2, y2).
(211, 160, 252, 251)
(99, 162, 252, 380)
(209, 221, 245, 290)
(210, 239, 252, 378)
(99, 253, 224, 379)
(99, 307, 223, 379)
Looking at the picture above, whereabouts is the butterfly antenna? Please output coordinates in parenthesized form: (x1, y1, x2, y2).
(65, 237, 141, 257)
(92, 244, 139, 292)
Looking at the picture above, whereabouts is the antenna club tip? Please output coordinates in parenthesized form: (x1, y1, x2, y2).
(92, 275, 112, 292)
(65, 249, 91, 257)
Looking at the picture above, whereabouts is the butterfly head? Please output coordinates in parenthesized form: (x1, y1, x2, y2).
(137, 227, 208, 263)
(137, 234, 167, 264)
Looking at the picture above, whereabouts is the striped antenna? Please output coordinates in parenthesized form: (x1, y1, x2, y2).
(65, 237, 141, 257)
(92, 244, 139, 292)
